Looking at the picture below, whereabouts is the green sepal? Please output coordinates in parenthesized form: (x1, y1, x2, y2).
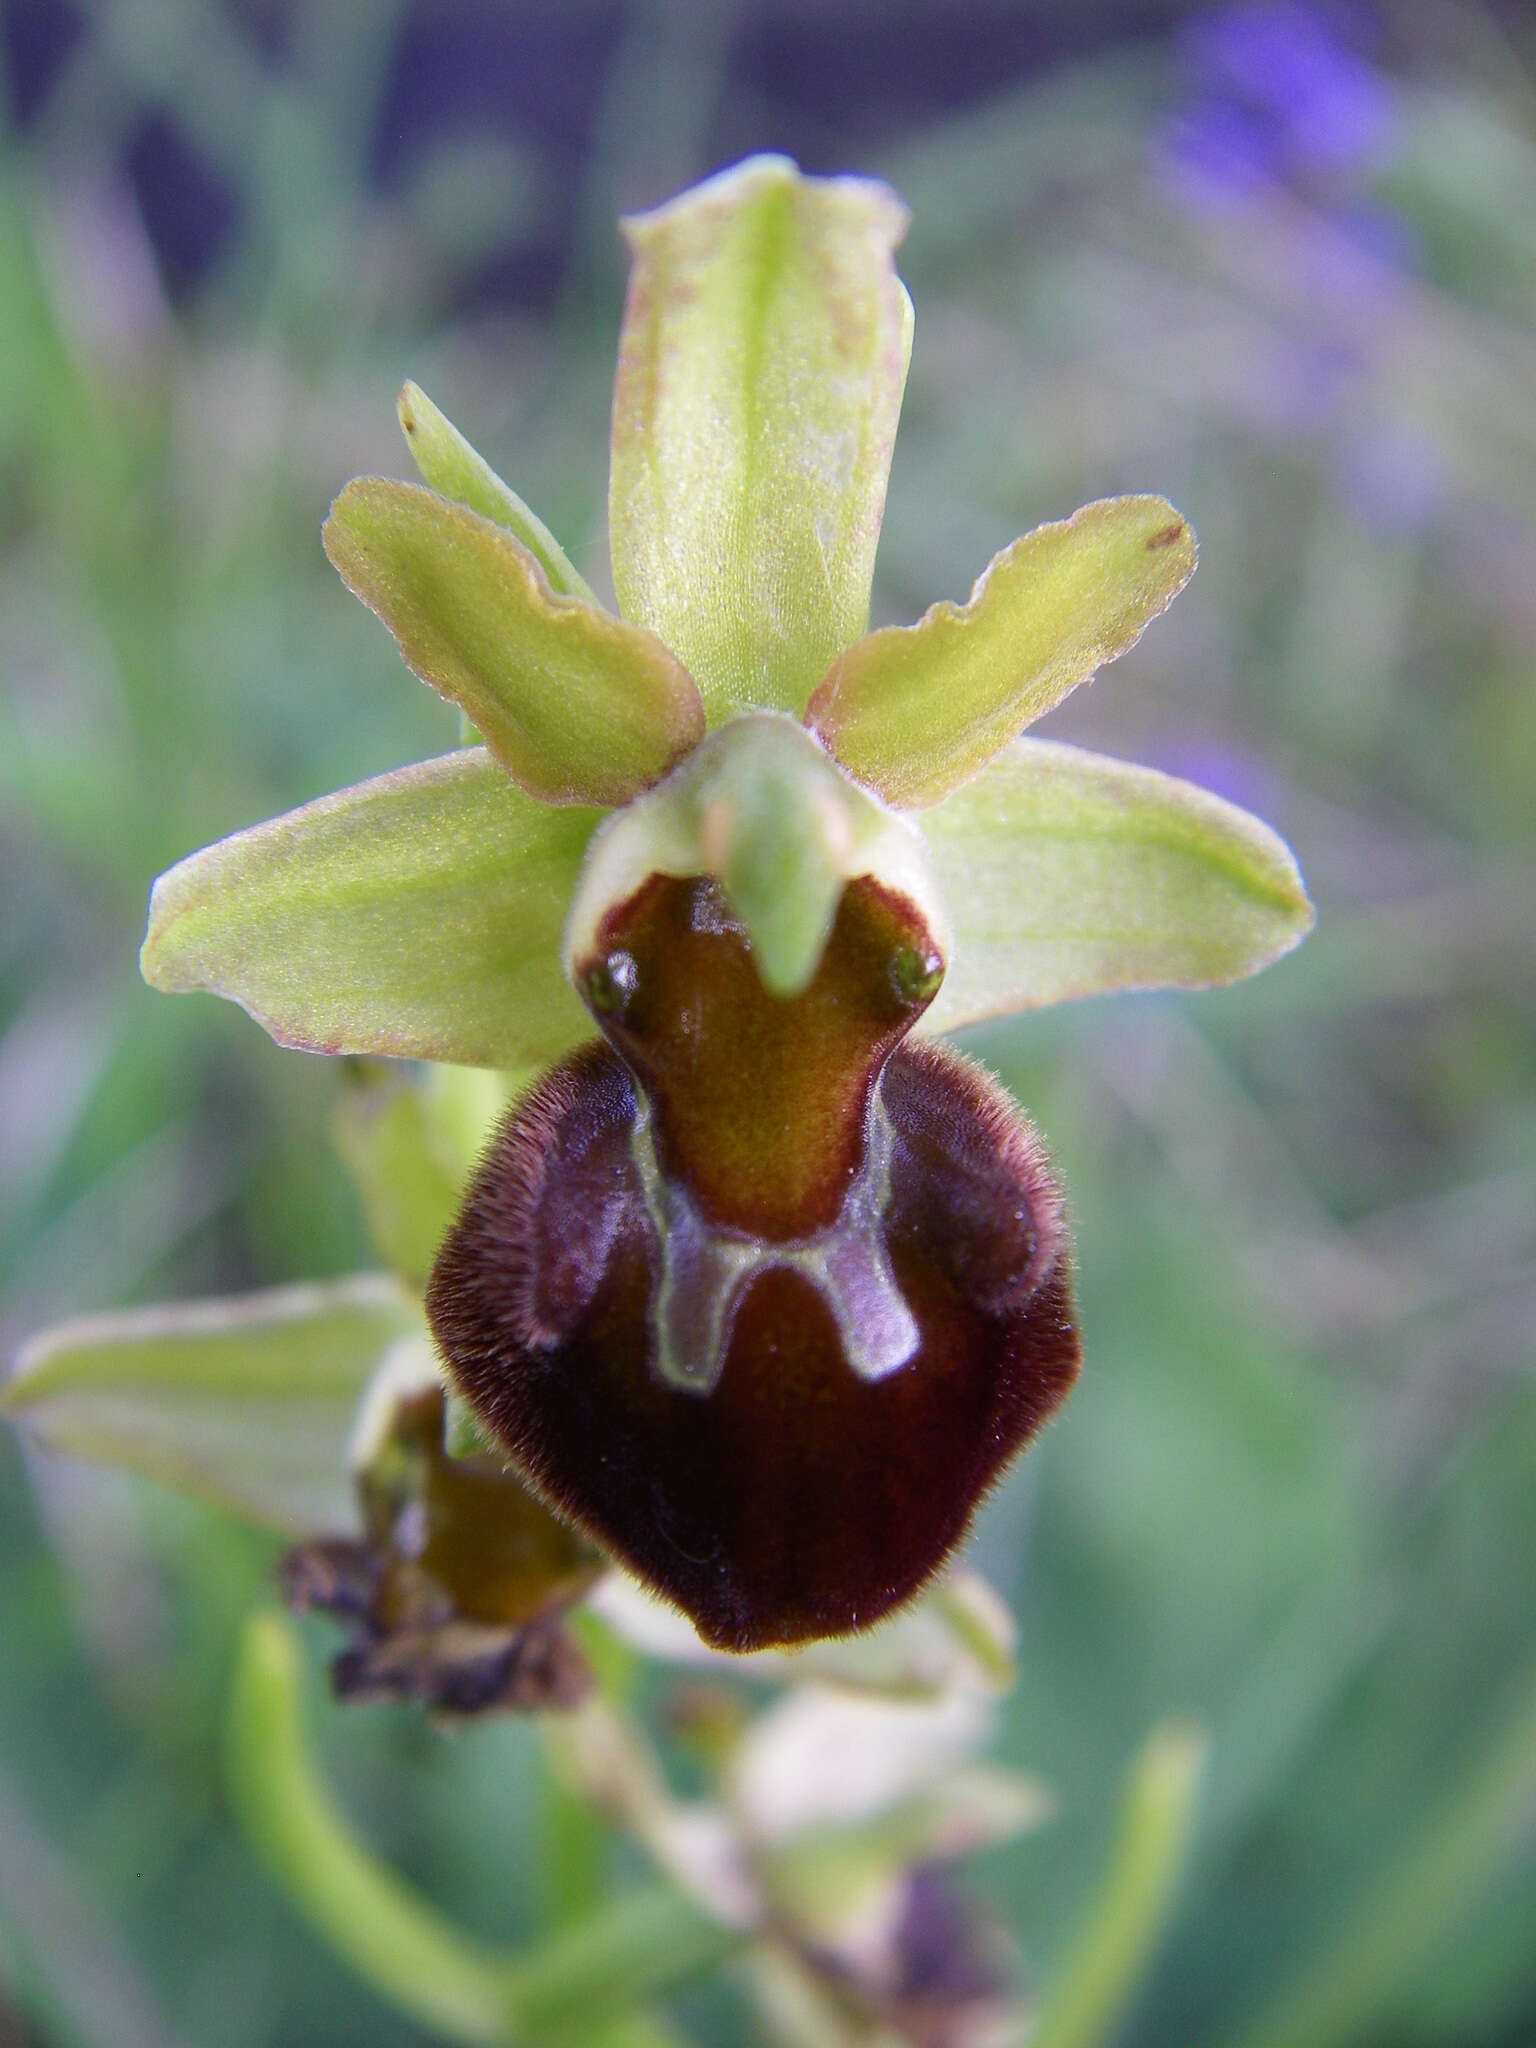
(808, 495, 1197, 806)
(324, 479, 704, 806)
(396, 379, 598, 605)
(917, 737, 1314, 1034)
(141, 749, 599, 1070)
(2, 1277, 422, 1532)
(609, 155, 912, 721)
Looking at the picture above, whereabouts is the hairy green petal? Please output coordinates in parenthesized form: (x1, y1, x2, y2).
(918, 738, 1314, 1034)
(324, 480, 704, 806)
(395, 380, 598, 605)
(141, 749, 599, 1069)
(610, 154, 912, 720)
(1, 1277, 421, 1531)
(808, 495, 1198, 806)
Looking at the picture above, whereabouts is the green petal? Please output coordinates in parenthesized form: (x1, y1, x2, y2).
(918, 738, 1314, 1034)
(324, 479, 704, 806)
(609, 155, 912, 721)
(141, 749, 599, 1069)
(2, 1277, 422, 1531)
(808, 495, 1198, 807)
(396, 380, 598, 605)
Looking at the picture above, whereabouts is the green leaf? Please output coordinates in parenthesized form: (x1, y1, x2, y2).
(1, 1277, 421, 1531)
(609, 154, 912, 721)
(396, 380, 599, 605)
(807, 495, 1198, 807)
(141, 749, 600, 1070)
(324, 479, 704, 806)
(917, 738, 1314, 1034)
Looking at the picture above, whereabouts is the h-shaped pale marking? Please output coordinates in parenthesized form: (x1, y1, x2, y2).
(628, 1090, 919, 1396)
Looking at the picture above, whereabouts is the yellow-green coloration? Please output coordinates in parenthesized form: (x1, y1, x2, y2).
(1, 1278, 420, 1532)
(333, 1067, 522, 1290)
(918, 738, 1314, 1036)
(396, 380, 598, 606)
(323, 480, 704, 806)
(140, 750, 602, 1070)
(808, 495, 1198, 807)
(29, 151, 1315, 1657)
(609, 155, 912, 721)
(134, 156, 1312, 1085)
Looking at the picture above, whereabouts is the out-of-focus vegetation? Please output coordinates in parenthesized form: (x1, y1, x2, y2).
(2, 2, 1533, 2044)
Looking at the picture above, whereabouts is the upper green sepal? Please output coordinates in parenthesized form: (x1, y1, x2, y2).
(808, 495, 1197, 807)
(609, 155, 912, 722)
(324, 478, 704, 806)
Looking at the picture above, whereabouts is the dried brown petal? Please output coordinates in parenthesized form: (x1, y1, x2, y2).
(280, 1383, 598, 1715)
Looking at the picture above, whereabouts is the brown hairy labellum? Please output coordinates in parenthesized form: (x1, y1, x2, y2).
(428, 873, 1079, 1653)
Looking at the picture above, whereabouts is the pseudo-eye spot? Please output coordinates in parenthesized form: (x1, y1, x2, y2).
(427, 862, 1079, 1654)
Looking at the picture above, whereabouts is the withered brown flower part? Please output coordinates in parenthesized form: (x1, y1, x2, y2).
(280, 1382, 600, 1715)
(428, 872, 1079, 1654)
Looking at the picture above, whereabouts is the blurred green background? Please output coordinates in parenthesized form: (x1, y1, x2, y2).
(3, 1, 1534, 2043)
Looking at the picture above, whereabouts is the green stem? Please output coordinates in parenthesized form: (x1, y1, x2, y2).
(226, 1614, 734, 2045)
(1029, 1722, 1207, 2048)
(1223, 1659, 1536, 2048)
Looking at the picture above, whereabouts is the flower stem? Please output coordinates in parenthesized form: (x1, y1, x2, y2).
(226, 1613, 734, 2044)
(1028, 1721, 1207, 2048)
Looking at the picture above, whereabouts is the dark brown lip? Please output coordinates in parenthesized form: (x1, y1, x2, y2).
(427, 873, 1078, 1652)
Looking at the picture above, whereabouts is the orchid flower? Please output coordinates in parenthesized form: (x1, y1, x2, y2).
(6, 154, 1311, 1666)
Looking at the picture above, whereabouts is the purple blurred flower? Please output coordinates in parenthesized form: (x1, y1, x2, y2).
(1337, 421, 1446, 537)
(1151, 740, 1283, 820)
(1163, 2, 1395, 210)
